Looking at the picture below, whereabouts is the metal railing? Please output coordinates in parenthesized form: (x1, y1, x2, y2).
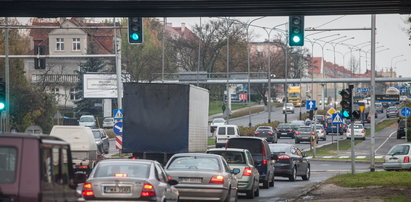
(31, 74, 79, 83)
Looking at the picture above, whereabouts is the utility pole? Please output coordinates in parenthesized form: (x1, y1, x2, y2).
(370, 14, 376, 172)
(114, 17, 122, 110)
(4, 17, 10, 131)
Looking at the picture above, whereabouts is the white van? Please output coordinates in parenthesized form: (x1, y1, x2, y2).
(215, 125, 240, 148)
(50, 126, 101, 174)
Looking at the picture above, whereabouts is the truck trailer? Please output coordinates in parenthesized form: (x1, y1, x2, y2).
(122, 83, 209, 164)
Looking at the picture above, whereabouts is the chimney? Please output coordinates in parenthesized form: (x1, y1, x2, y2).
(181, 23, 186, 32)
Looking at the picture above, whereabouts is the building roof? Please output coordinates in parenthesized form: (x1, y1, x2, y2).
(309, 57, 373, 78)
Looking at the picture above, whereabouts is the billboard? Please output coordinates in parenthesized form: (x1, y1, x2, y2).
(83, 74, 123, 98)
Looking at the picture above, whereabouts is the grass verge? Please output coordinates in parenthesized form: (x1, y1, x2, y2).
(208, 137, 215, 146)
(326, 171, 411, 188)
(230, 105, 264, 119)
(209, 101, 248, 116)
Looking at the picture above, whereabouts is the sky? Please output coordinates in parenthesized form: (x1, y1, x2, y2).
(165, 14, 411, 78)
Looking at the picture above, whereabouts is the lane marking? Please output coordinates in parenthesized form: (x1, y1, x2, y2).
(375, 131, 396, 153)
(356, 156, 366, 159)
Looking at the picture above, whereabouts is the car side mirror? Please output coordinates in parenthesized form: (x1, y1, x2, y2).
(231, 168, 240, 175)
(167, 179, 179, 186)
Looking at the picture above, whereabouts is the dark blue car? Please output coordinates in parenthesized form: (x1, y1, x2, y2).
(324, 118, 346, 135)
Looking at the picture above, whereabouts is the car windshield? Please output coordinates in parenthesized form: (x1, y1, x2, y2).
(277, 124, 291, 129)
(92, 131, 101, 139)
(387, 145, 410, 155)
(103, 118, 113, 122)
(207, 151, 246, 164)
(80, 116, 94, 122)
(213, 119, 225, 123)
(93, 162, 150, 178)
(314, 125, 324, 129)
(387, 107, 397, 111)
(298, 127, 312, 132)
(167, 156, 220, 171)
(285, 103, 293, 106)
(269, 144, 291, 153)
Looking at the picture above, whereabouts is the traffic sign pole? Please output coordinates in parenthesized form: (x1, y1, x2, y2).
(337, 124, 340, 154)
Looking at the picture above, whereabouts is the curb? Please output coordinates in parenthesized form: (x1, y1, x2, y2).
(289, 182, 322, 202)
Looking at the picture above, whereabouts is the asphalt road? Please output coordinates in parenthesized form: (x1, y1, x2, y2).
(238, 160, 375, 202)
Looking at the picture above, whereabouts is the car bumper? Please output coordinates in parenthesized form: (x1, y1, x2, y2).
(276, 132, 294, 138)
(237, 179, 254, 192)
(274, 164, 292, 176)
(175, 184, 228, 201)
(383, 162, 411, 170)
(295, 135, 312, 142)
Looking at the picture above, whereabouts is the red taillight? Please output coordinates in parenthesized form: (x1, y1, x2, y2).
(210, 176, 225, 184)
(289, 129, 293, 132)
(268, 132, 273, 135)
(310, 132, 315, 135)
(82, 183, 94, 199)
(263, 159, 267, 165)
(81, 165, 88, 169)
(255, 132, 260, 135)
(347, 130, 350, 133)
(130, 156, 137, 159)
(404, 156, 410, 163)
(243, 167, 252, 176)
(321, 130, 324, 133)
(167, 176, 172, 180)
(295, 132, 300, 135)
(276, 129, 280, 132)
(278, 155, 290, 160)
(361, 129, 365, 133)
(141, 183, 156, 197)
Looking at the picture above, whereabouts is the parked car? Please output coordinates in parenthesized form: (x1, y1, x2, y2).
(207, 148, 260, 199)
(294, 126, 318, 144)
(79, 115, 97, 128)
(92, 128, 110, 154)
(312, 124, 326, 141)
(210, 118, 227, 133)
(397, 119, 406, 139)
(375, 103, 384, 113)
(81, 159, 179, 201)
(383, 143, 411, 171)
(275, 123, 295, 139)
(269, 143, 310, 181)
(283, 103, 295, 114)
(255, 126, 278, 143)
(215, 125, 240, 148)
(386, 106, 399, 118)
(346, 124, 366, 140)
(165, 153, 239, 201)
(0, 133, 80, 202)
(102, 117, 115, 128)
(225, 137, 275, 189)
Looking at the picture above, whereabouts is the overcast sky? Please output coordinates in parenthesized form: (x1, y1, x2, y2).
(166, 14, 411, 77)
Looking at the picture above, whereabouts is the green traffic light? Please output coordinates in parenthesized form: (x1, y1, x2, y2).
(131, 33, 139, 41)
(292, 36, 301, 43)
(0, 102, 5, 110)
(342, 110, 350, 118)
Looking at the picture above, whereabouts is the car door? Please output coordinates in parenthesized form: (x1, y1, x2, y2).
(246, 150, 259, 186)
(156, 163, 179, 202)
(221, 158, 237, 192)
(100, 130, 109, 152)
(291, 147, 305, 175)
(296, 148, 308, 174)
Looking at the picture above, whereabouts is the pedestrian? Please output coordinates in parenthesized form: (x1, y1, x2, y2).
(222, 103, 226, 113)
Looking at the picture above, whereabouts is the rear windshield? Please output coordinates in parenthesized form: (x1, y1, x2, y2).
(207, 151, 246, 164)
(0, 147, 17, 184)
(298, 127, 312, 132)
(103, 118, 113, 122)
(277, 124, 291, 129)
(227, 127, 235, 135)
(353, 125, 363, 129)
(167, 156, 220, 171)
(227, 139, 263, 155)
(93, 162, 150, 178)
(217, 127, 226, 135)
(80, 117, 95, 122)
(387, 145, 410, 155)
(257, 126, 270, 130)
(256, 129, 271, 132)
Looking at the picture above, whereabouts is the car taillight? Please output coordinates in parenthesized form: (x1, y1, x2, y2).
(361, 129, 365, 133)
(255, 132, 260, 135)
(276, 129, 280, 132)
(243, 167, 252, 176)
(278, 155, 290, 160)
(321, 130, 324, 133)
(404, 156, 410, 163)
(141, 183, 156, 197)
(347, 130, 350, 133)
(289, 129, 293, 132)
(262, 159, 267, 165)
(167, 176, 172, 180)
(268, 132, 273, 135)
(295, 132, 300, 135)
(82, 183, 94, 199)
(129, 156, 137, 159)
(310, 132, 315, 135)
(210, 176, 224, 184)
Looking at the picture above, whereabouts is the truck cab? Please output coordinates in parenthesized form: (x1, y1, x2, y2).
(0, 133, 81, 202)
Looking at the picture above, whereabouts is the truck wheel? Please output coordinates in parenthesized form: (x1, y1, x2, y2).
(269, 175, 274, 187)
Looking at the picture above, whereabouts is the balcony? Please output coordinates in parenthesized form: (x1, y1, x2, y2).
(31, 74, 79, 83)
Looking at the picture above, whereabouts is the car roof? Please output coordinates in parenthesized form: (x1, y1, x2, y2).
(207, 148, 248, 152)
(217, 124, 238, 127)
(171, 153, 223, 158)
(0, 133, 68, 142)
(98, 159, 154, 165)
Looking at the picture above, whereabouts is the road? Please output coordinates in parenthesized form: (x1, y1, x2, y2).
(238, 160, 375, 202)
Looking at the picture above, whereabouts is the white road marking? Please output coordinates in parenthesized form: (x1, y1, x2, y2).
(339, 156, 349, 158)
(375, 131, 396, 153)
(356, 156, 366, 159)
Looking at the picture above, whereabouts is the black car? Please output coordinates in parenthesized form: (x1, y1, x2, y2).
(226, 137, 275, 189)
(275, 123, 295, 139)
(92, 129, 110, 154)
(269, 143, 310, 181)
(255, 126, 278, 143)
(397, 119, 406, 139)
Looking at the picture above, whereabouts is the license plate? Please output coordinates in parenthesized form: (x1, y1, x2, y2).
(104, 186, 131, 193)
(282, 133, 287, 135)
(218, 138, 227, 141)
(179, 177, 202, 183)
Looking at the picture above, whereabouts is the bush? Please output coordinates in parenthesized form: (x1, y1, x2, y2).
(105, 129, 116, 138)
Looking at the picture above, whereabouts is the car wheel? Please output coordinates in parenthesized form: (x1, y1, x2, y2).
(302, 166, 310, 181)
(269, 174, 274, 187)
(262, 179, 269, 189)
(292, 135, 295, 139)
(254, 184, 260, 197)
(289, 167, 297, 181)
(245, 183, 255, 199)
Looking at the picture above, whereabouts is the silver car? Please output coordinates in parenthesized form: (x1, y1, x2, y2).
(165, 153, 239, 201)
(81, 159, 179, 201)
(207, 148, 260, 199)
(283, 103, 295, 114)
(92, 129, 110, 154)
(383, 143, 411, 171)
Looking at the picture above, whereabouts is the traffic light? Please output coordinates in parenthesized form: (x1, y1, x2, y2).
(339, 87, 353, 119)
(0, 82, 6, 111)
(352, 110, 361, 120)
(289, 16, 304, 46)
(128, 17, 143, 44)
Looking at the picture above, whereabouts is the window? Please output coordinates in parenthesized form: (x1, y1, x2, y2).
(41, 148, 53, 188)
(70, 88, 79, 100)
(227, 127, 235, 135)
(218, 127, 226, 135)
(52, 88, 60, 100)
(167, 156, 220, 171)
(56, 38, 64, 51)
(72, 38, 80, 51)
(0, 147, 17, 184)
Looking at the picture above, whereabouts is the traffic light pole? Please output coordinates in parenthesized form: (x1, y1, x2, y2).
(370, 14, 377, 172)
(4, 17, 10, 132)
(349, 84, 356, 175)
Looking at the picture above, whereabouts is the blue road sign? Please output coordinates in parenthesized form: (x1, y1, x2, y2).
(332, 113, 343, 124)
(306, 100, 316, 110)
(400, 87, 408, 93)
(113, 109, 124, 120)
(400, 107, 411, 118)
(113, 122, 123, 135)
(356, 88, 370, 93)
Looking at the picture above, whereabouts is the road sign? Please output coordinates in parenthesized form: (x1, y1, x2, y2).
(116, 135, 122, 150)
(306, 100, 316, 110)
(356, 88, 370, 93)
(327, 107, 336, 115)
(400, 87, 408, 93)
(375, 94, 399, 102)
(332, 113, 343, 124)
(113, 109, 124, 120)
(400, 107, 411, 118)
(113, 122, 123, 135)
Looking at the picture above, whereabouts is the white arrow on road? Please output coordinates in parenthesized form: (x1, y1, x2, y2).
(115, 125, 123, 133)
(309, 101, 313, 109)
